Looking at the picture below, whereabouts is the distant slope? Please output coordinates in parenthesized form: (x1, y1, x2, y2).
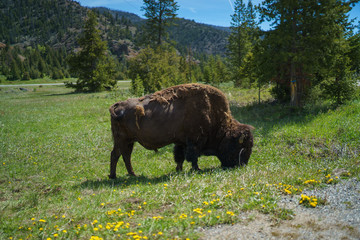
(0, 0, 230, 56)
(0, 0, 86, 49)
(170, 18, 229, 55)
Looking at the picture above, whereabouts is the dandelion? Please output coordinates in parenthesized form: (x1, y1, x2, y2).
(193, 208, 203, 214)
(327, 178, 334, 184)
(62, 230, 67, 233)
(203, 201, 209, 205)
(158, 232, 163, 235)
(39, 219, 46, 223)
(226, 211, 235, 216)
(299, 194, 319, 208)
(53, 234, 58, 237)
(284, 189, 292, 194)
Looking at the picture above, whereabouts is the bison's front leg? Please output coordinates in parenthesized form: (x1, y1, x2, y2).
(121, 142, 136, 176)
(109, 148, 121, 179)
(109, 142, 135, 179)
(185, 141, 201, 171)
(174, 144, 185, 171)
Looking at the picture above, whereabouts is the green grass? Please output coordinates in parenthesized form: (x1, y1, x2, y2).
(0, 84, 359, 240)
(0, 77, 74, 85)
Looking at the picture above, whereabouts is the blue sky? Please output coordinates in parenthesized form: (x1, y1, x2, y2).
(77, 0, 359, 30)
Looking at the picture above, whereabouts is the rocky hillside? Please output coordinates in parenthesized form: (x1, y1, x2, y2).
(0, 0, 230, 57)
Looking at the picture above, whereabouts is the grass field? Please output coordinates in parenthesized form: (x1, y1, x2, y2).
(1, 83, 359, 240)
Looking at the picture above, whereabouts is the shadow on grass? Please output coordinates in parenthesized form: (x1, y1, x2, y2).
(231, 100, 332, 137)
(75, 166, 234, 190)
(44, 91, 94, 97)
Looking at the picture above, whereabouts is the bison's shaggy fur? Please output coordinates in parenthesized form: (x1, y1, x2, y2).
(109, 83, 254, 178)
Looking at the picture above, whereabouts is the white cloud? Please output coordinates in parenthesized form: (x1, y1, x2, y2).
(189, 7, 196, 13)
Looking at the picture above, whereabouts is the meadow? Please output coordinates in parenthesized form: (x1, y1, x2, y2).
(0, 82, 359, 240)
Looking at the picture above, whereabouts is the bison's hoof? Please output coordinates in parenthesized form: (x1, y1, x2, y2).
(109, 174, 117, 179)
(191, 167, 202, 172)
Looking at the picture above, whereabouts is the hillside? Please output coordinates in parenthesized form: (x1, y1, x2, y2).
(0, 0, 229, 57)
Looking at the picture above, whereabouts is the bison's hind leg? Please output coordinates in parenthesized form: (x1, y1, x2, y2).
(185, 141, 201, 171)
(174, 144, 185, 171)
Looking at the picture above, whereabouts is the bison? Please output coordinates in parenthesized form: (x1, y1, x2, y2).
(109, 83, 254, 179)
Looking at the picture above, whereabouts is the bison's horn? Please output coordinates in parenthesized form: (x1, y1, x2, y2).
(238, 148, 244, 166)
(238, 135, 244, 144)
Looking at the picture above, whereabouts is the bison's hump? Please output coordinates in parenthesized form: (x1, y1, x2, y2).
(150, 83, 228, 106)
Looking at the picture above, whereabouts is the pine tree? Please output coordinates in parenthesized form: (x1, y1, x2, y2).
(66, 10, 116, 92)
(8, 58, 21, 80)
(141, 0, 179, 46)
(128, 45, 185, 93)
(259, 0, 356, 106)
(228, 0, 258, 87)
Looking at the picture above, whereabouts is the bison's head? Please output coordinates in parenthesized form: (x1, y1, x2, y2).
(218, 121, 254, 168)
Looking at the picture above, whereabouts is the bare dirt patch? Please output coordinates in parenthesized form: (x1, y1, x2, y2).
(200, 178, 360, 239)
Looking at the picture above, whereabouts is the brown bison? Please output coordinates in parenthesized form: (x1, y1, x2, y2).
(109, 83, 254, 179)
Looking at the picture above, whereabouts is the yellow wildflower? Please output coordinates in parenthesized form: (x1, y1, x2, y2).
(226, 211, 235, 216)
(284, 189, 292, 194)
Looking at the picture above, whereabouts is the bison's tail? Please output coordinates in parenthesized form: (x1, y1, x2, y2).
(109, 103, 124, 121)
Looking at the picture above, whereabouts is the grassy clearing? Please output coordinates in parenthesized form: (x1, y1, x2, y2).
(0, 84, 359, 240)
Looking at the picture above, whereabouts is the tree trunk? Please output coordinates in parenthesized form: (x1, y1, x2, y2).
(290, 7, 298, 107)
(290, 60, 298, 107)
